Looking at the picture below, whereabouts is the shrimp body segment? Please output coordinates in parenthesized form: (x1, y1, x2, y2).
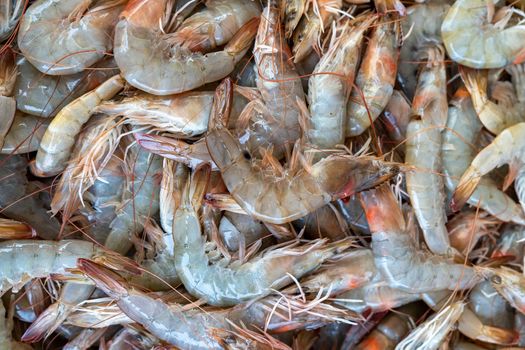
(17, 0, 124, 75)
(113, 0, 259, 95)
(441, 0, 525, 68)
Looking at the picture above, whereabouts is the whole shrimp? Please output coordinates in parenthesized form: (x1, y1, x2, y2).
(14, 56, 119, 118)
(398, 2, 450, 99)
(113, 0, 258, 95)
(1, 111, 50, 155)
(96, 91, 215, 138)
(207, 79, 398, 224)
(360, 184, 480, 292)
(441, 0, 525, 68)
(17, 0, 125, 75)
(461, 65, 525, 135)
(307, 18, 372, 149)
(442, 87, 525, 224)
(239, 1, 305, 158)
(31, 74, 124, 177)
(168, 0, 261, 52)
(346, 15, 401, 137)
(0, 155, 62, 240)
(452, 123, 525, 213)
(172, 163, 352, 306)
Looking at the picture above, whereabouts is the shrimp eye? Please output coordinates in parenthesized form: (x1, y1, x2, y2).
(491, 275, 502, 285)
(242, 151, 251, 160)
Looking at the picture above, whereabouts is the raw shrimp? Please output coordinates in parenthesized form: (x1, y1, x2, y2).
(0, 219, 35, 240)
(292, 0, 342, 63)
(461, 65, 525, 135)
(218, 212, 270, 252)
(447, 210, 500, 255)
(0, 239, 133, 296)
(168, 0, 261, 52)
(346, 15, 401, 137)
(32, 74, 124, 177)
(1, 111, 50, 155)
(452, 123, 525, 212)
(441, 0, 525, 68)
(239, 2, 305, 158)
(207, 79, 398, 224)
(0, 155, 62, 240)
(78, 260, 356, 348)
(307, 18, 372, 148)
(113, 0, 258, 95)
(354, 303, 426, 350)
(14, 56, 119, 118)
(382, 89, 411, 144)
(297, 203, 349, 241)
(398, 2, 450, 99)
(489, 266, 525, 315)
(63, 328, 109, 350)
(96, 91, 215, 137)
(172, 163, 352, 306)
(470, 281, 515, 329)
(17, 0, 125, 75)
(107, 328, 158, 350)
(405, 117, 451, 255)
(493, 224, 525, 260)
(0, 0, 24, 41)
(442, 87, 525, 224)
(360, 185, 480, 292)
(283, 0, 306, 38)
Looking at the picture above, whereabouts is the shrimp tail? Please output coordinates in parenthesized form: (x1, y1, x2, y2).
(479, 325, 519, 344)
(21, 304, 69, 343)
(460, 66, 488, 108)
(451, 167, 482, 212)
(209, 78, 234, 130)
(0, 219, 36, 240)
(90, 249, 142, 275)
(513, 47, 525, 65)
(375, 0, 406, 16)
(77, 259, 129, 299)
(189, 163, 211, 211)
(359, 184, 406, 233)
(224, 17, 260, 55)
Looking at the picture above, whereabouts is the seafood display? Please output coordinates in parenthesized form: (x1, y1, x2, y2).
(1, 0, 525, 348)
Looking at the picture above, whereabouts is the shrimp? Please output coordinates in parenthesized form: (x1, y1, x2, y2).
(283, 0, 306, 38)
(14, 56, 119, 118)
(172, 163, 352, 306)
(398, 2, 450, 99)
(298, 203, 349, 241)
(354, 303, 426, 350)
(292, 0, 342, 63)
(382, 90, 412, 145)
(447, 210, 500, 255)
(63, 328, 109, 350)
(78, 260, 356, 348)
(360, 184, 481, 292)
(0, 49, 16, 149)
(442, 87, 525, 224)
(31, 74, 124, 177)
(0, 0, 24, 41)
(1, 111, 50, 155)
(207, 79, 398, 224)
(167, 0, 261, 52)
(405, 117, 452, 255)
(452, 123, 525, 212)
(346, 15, 401, 137)
(0, 239, 135, 296)
(493, 224, 525, 260)
(489, 266, 525, 315)
(96, 91, 215, 138)
(219, 212, 270, 252)
(239, 1, 305, 158)
(107, 328, 158, 350)
(470, 281, 515, 329)
(442, 0, 525, 68)
(460, 65, 525, 135)
(307, 18, 372, 148)
(113, 0, 258, 95)
(17, 0, 125, 75)
(0, 155, 62, 240)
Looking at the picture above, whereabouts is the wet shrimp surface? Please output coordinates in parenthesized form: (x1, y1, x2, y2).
(1, 0, 525, 348)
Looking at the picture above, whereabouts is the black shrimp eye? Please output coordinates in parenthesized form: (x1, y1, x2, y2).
(242, 150, 251, 160)
(491, 275, 502, 285)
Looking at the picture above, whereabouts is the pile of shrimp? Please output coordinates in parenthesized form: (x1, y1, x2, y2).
(1, 0, 525, 348)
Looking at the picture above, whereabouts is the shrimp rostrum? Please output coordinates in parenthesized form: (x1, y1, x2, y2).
(207, 79, 399, 225)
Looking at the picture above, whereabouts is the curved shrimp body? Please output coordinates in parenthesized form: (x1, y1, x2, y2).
(398, 3, 450, 99)
(14, 56, 119, 118)
(32, 74, 124, 177)
(0, 0, 24, 41)
(442, 0, 525, 68)
(346, 16, 401, 137)
(17, 0, 124, 75)
(241, 2, 305, 157)
(1, 112, 50, 155)
(307, 19, 371, 148)
(442, 89, 525, 224)
(173, 168, 352, 306)
(453, 123, 525, 211)
(0, 155, 61, 240)
(360, 185, 480, 293)
(114, 0, 258, 95)
(96, 91, 214, 138)
(208, 80, 398, 224)
(0, 240, 107, 295)
(405, 118, 451, 255)
(168, 0, 261, 52)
